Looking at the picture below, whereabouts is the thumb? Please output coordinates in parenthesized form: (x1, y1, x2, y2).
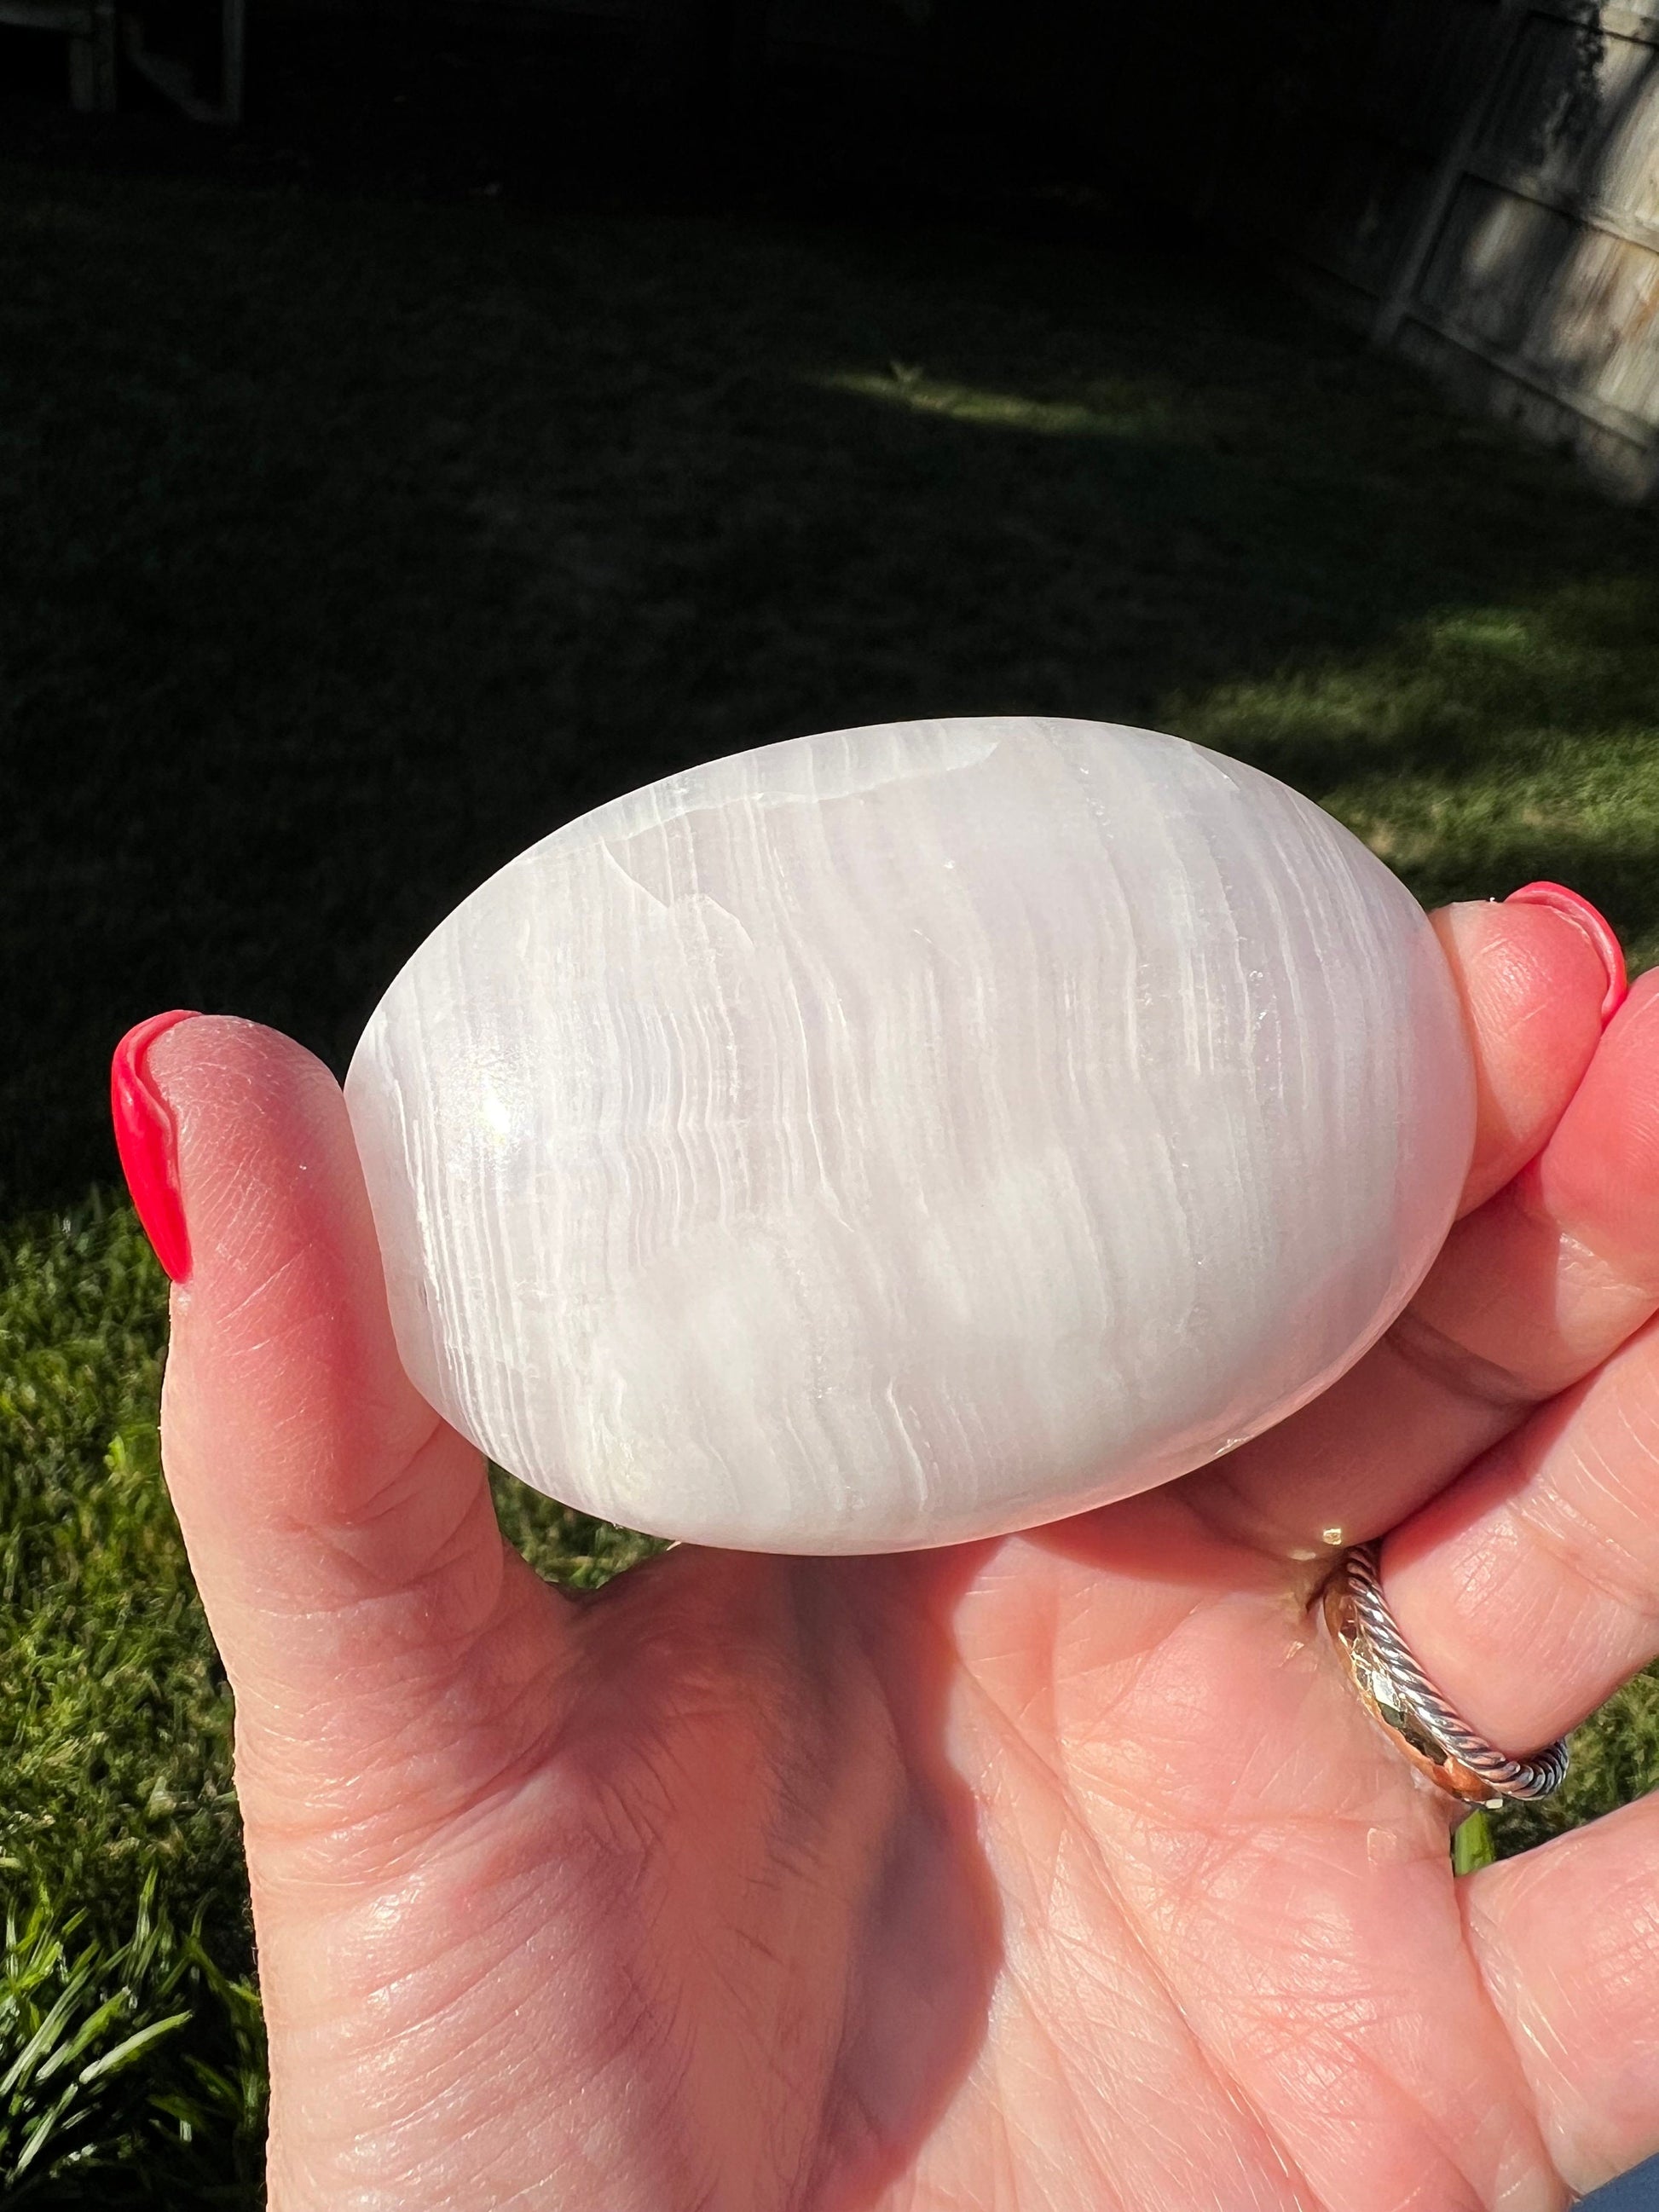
(112, 1012, 564, 1848)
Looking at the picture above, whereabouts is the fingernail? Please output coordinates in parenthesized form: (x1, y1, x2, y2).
(1504, 882, 1627, 1025)
(111, 1011, 199, 1282)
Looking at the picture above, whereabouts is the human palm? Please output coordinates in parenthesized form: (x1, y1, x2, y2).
(133, 895, 1659, 2210)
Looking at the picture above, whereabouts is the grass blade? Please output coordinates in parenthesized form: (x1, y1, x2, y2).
(77, 2007, 193, 2086)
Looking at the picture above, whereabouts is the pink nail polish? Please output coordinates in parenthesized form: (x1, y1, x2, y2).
(111, 1011, 199, 1282)
(1504, 882, 1627, 1025)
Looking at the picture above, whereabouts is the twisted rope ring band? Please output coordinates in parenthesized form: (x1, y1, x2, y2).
(1322, 1540, 1571, 1811)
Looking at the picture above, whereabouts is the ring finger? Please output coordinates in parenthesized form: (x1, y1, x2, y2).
(1375, 1291, 1659, 1761)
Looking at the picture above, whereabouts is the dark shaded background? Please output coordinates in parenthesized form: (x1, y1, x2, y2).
(8, 0, 1658, 1214)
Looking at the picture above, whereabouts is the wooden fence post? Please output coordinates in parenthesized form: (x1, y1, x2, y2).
(1372, 0, 1521, 347)
(66, 0, 117, 109)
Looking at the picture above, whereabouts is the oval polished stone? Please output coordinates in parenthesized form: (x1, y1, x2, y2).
(345, 717, 1475, 1552)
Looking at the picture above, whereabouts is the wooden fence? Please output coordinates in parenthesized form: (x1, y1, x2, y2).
(1079, 0, 1659, 498)
(650, 0, 1659, 497)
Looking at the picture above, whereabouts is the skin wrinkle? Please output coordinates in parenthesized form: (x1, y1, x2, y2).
(303, 1415, 471, 1549)
(298, 1871, 702, 2211)
(1019, 1951, 1295, 2212)
(227, 1594, 495, 1694)
(1459, 1876, 1585, 2201)
(230, 1667, 529, 1803)
(233, 1610, 549, 1784)
(329, 2088, 547, 2212)
(699, 1909, 827, 2134)
(384, 2005, 596, 2181)
(239, 1660, 580, 1886)
(169, 1366, 439, 1549)
(1142, 1797, 1533, 2210)
(957, 1662, 1321, 2212)
(1016, 1526, 1218, 1705)
(1240, 2007, 1487, 2212)
(259, 1352, 426, 1476)
(272, 1511, 505, 1657)
(1403, 1925, 1555, 2209)
(579, 1610, 898, 2212)
(1430, 1202, 1659, 1401)
(266, 1848, 583, 2070)
(979, 2088, 1038, 2212)
(198, 1180, 322, 1313)
(332, 1500, 510, 1637)
(239, 1564, 545, 1730)
(1024, 1915, 1314, 2212)
(993, 1985, 1137, 2212)
(314, 1962, 535, 2141)
(261, 1689, 559, 1867)
(1512, 1442, 1659, 1629)
(1576, 1393, 1659, 1554)
(206, 1237, 329, 1338)
(979, 1624, 1192, 1835)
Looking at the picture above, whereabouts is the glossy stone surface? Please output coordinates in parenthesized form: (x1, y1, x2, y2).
(345, 718, 1474, 1552)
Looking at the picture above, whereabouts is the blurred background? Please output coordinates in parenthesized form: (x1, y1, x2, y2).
(3, 1, 1659, 2199)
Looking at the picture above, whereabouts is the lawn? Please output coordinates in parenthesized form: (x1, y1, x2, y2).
(4, 146, 1659, 2199)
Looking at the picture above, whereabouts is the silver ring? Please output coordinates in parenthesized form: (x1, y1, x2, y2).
(1325, 1540, 1571, 1809)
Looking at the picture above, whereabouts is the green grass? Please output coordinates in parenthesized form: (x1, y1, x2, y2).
(1, 1867, 264, 2204)
(4, 149, 1659, 2198)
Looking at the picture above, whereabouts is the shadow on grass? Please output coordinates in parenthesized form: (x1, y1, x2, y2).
(3, 159, 1657, 1210)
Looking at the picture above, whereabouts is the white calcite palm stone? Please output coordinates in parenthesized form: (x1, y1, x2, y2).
(345, 717, 1474, 1553)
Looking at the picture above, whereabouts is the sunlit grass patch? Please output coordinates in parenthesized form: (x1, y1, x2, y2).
(0, 1199, 237, 1942)
(1, 1870, 264, 2201)
(814, 362, 1176, 441)
(1175, 580, 1659, 967)
(1178, 582, 1659, 778)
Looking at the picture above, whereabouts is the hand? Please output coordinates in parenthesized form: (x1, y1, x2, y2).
(129, 893, 1659, 2211)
